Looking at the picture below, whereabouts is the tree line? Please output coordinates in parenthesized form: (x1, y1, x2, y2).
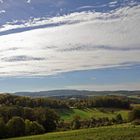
(0, 94, 130, 109)
(0, 94, 69, 109)
(67, 96, 130, 109)
(58, 114, 124, 131)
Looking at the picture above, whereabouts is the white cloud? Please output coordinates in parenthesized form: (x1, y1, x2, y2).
(0, 10, 5, 14)
(26, 0, 31, 4)
(0, 0, 3, 3)
(76, 4, 107, 10)
(109, 1, 117, 5)
(0, 5, 140, 77)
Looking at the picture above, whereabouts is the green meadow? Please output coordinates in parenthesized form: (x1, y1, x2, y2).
(58, 108, 130, 121)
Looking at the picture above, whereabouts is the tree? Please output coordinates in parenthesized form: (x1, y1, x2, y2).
(25, 119, 32, 135)
(6, 116, 25, 137)
(115, 114, 123, 123)
(34, 107, 59, 132)
(72, 115, 81, 129)
(25, 119, 45, 135)
(0, 117, 7, 138)
(43, 109, 59, 132)
(30, 121, 45, 135)
(23, 107, 35, 121)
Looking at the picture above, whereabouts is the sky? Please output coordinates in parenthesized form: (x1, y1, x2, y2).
(0, 0, 140, 92)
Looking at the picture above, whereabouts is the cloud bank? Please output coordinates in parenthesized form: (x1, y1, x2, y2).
(66, 82, 140, 91)
(0, 4, 140, 77)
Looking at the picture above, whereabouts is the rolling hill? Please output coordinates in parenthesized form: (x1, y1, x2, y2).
(7, 124, 140, 140)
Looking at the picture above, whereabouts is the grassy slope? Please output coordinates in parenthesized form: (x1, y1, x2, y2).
(8, 124, 140, 140)
(58, 108, 129, 121)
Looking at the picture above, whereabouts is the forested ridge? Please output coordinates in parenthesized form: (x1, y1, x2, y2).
(14, 90, 140, 97)
(0, 94, 130, 109)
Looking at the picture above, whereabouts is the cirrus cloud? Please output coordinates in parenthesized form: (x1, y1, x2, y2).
(0, 4, 140, 77)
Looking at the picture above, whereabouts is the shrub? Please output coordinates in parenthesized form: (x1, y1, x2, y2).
(115, 114, 123, 123)
(128, 107, 140, 121)
(131, 119, 140, 125)
(71, 115, 81, 129)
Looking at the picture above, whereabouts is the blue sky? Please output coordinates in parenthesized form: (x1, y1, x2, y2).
(0, 65, 140, 92)
(0, 0, 140, 92)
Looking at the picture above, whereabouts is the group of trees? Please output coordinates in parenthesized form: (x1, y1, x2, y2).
(0, 106, 59, 139)
(0, 117, 45, 139)
(0, 106, 59, 129)
(68, 96, 130, 109)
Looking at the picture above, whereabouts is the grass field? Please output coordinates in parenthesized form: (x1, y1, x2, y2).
(58, 108, 130, 121)
(8, 124, 140, 140)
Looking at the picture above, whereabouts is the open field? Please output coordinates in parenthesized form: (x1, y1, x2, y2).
(8, 124, 140, 140)
(58, 108, 130, 121)
(131, 104, 140, 108)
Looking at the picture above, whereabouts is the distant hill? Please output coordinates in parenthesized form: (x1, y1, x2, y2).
(14, 90, 140, 98)
(14, 90, 91, 97)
